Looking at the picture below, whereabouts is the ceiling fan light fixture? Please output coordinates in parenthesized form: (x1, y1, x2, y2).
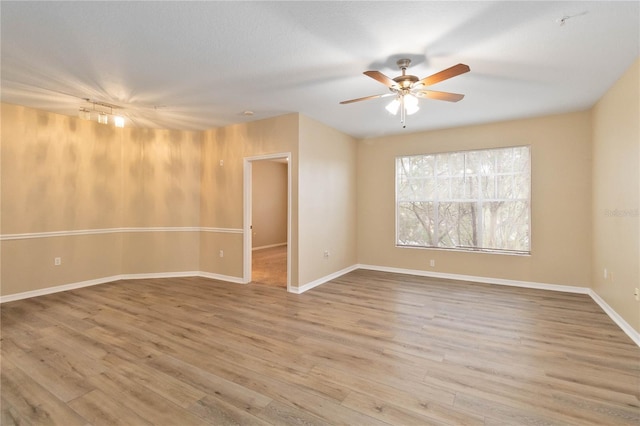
(404, 94, 419, 115)
(341, 59, 469, 128)
(385, 98, 400, 115)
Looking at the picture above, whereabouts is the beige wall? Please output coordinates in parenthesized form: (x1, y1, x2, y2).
(121, 232, 200, 275)
(122, 128, 201, 228)
(358, 111, 593, 288)
(1, 234, 122, 295)
(1, 104, 201, 296)
(1, 105, 124, 294)
(1, 108, 306, 294)
(199, 113, 359, 288)
(592, 57, 640, 332)
(199, 114, 299, 284)
(2, 104, 124, 234)
(252, 160, 287, 249)
(120, 127, 201, 275)
(298, 115, 358, 285)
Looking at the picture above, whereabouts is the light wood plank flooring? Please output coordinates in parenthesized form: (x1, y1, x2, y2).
(1, 270, 639, 425)
(252, 245, 287, 288)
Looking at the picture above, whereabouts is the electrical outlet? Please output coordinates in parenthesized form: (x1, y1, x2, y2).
(219, 250, 224, 258)
(430, 259, 435, 267)
(635, 288, 639, 302)
(323, 250, 330, 259)
(54, 257, 62, 266)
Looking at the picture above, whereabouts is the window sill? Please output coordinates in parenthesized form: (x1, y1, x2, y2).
(395, 244, 531, 257)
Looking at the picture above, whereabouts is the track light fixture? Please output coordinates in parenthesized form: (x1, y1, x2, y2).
(79, 100, 125, 128)
(79, 108, 91, 120)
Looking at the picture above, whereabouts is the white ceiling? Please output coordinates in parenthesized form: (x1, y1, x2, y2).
(1, 1, 638, 139)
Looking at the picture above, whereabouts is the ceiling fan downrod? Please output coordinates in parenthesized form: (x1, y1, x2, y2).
(393, 59, 419, 91)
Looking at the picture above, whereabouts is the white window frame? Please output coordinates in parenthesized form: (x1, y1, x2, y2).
(395, 145, 531, 255)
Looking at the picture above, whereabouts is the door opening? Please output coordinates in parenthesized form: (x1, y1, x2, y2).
(243, 153, 291, 291)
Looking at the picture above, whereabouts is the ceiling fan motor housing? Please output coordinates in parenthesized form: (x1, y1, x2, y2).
(393, 75, 419, 90)
(393, 58, 419, 90)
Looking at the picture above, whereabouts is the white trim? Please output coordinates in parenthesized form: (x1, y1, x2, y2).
(252, 242, 287, 251)
(200, 227, 243, 234)
(0, 276, 119, 303)
(1, 226, 243, 241)
(588, 289, 640, 346)
(358, 264, 638, 347)
(198, 271, 245, 284)
(120, 271, 200, 280)
(1, 228, 121, 240)
(0, 271, 245, 303)
(243, 152, 292, 292)
(243, 159, 252, 283)
(286, 156, 292, 293)
(357, 264, 590, 294)
(291, 264, 359, 294)
(121, 227, 202, 233)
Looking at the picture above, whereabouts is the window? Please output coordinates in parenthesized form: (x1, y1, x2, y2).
(396, 146, 531, 254)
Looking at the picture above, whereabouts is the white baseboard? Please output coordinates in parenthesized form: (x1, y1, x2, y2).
(120, 271, 200, 280)
(0, 276, 121, 303)
(0, 271, 245, 303)
(357, 264, 591, 294)
(357, 264, 638, 347)
(197, 271, 245, 284)
(291, 264, 359, 294)
(252, 242, 287, 251)
(588, 289, 640, 346)
(2, 263, 637, 348)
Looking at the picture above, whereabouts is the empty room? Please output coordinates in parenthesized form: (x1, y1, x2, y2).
(1, 1, 639, 425)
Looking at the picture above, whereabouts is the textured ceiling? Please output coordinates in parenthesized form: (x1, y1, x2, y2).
(1, 1, 638, 138)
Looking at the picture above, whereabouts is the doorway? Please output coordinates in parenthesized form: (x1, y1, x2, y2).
(243, 153, 291, 291)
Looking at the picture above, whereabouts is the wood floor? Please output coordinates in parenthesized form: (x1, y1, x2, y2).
(1, 270, 639, 425)
(251, 245, 287, 288)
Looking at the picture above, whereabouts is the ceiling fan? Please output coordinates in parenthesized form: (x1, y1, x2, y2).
(340, 59, 470, 127)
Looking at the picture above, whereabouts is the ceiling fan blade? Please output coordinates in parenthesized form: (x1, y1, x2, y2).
(340, 93, 393, 104)
(416, 90, 465, 102)
(416, 63, 470, 87)
(363, 70, 398, 88)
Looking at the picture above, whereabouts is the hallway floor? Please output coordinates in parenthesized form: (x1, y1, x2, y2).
(252, 245, 287, 288)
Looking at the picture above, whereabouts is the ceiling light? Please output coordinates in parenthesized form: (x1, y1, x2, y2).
(404, 94, 420, 115)
(79, 108, 91, 120)
(81, 100, 125, 127)
(385, 98, 400, 115)
(386, 93, 419, 126)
